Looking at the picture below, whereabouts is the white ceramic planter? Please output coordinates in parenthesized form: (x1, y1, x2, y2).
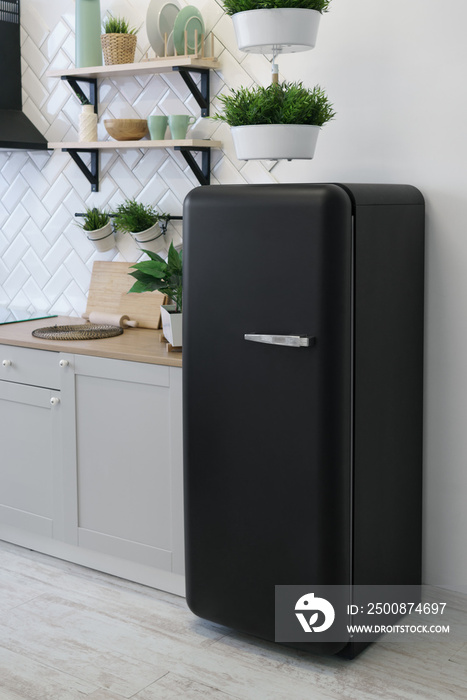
(160, 305, 182, 347)
(232, 8, 321, 54)
(85, 221, 116, 252)
(231, 124, 320, 161)
(131, 223, 167, 256)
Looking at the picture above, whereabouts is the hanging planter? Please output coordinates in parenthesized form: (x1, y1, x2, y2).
(76, 208, 116, 252)
(232, 8, 320, 54)
(223, 0, 330, 54)
(130, 222, 168, 256)
(113, 199, 170, 256)
(213, 81, 335, 161)
(85, 221, 116, 252)
(231, 124, 320, 160)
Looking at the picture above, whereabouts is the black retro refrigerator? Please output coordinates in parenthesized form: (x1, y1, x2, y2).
(183, 183, 424, 658)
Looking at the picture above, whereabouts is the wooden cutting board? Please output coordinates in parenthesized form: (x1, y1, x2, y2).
(85, 261, 166, 330)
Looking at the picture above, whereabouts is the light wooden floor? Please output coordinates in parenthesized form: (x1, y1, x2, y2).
(0, 541, 466, 700)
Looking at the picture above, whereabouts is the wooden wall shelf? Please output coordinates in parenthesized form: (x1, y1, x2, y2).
(48, 139, 221, 150)
(46, 56, 220, 80)
(46, 58, 221, 190)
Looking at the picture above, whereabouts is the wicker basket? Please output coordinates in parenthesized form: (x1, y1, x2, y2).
(100, 33, 137, 65)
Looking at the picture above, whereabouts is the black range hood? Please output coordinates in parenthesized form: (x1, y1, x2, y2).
(0, 1, 48, 150)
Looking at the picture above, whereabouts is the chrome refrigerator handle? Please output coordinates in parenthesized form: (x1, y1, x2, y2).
(244, 334, 316, 348)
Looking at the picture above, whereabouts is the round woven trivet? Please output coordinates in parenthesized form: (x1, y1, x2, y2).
(32, 324, 124, 340)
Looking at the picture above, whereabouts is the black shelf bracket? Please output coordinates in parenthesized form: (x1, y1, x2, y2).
(62, 76, 98, 113)
(64, 148, 99, 192)
(175, 146, 211, 186)
(172, 67, 210, 117)
(61, 77, 99, 190)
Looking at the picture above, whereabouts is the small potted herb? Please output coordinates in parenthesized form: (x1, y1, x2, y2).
(223, 0, 331, 54)
(113, 199, 170, 255)
(76, 207, 115, 252)
(213, 81, 335, 160)
(128, 243, 183, 347)
(101, 12, 139, 65)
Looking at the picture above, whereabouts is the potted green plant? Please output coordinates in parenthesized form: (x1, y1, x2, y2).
(113, 199, 170, 255)
(101, 12, 139, 65)
(223, 0, 331, 54)
(76, 207, 115, 252)
(213, 81, 335, 160)
(128, 243, 183, 347)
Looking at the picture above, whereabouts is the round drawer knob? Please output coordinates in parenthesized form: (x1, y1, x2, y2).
(59, 359, 69, 367)
(50, 397, 60, 406)
(2, 359, 12, 367)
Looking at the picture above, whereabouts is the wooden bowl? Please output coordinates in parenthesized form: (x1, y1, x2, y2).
(104, 119, 148, 141)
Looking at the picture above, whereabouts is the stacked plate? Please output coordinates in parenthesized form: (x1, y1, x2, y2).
(146, 0, 205, 57)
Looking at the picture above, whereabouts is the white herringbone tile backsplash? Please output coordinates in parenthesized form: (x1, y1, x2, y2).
(0, 0, 317, 316)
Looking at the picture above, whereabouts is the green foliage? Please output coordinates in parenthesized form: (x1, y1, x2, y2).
(76, 93, 91, 106)
(128, 243, 183, 312)
(113, 200, 168, 234)
(213, 81, 335, 127)
(222, 0, 331, 16)
(102, 12, 139, 34)
(77, 207, 110, 231)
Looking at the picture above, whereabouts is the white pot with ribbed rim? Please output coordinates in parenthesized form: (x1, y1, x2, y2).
(130, 223, 167, 256)
(231, 124, 320, 161)
(85, 221, 116, 252)
(231, 8, 321, 54)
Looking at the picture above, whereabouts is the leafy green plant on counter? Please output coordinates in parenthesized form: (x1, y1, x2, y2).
(102, 12, 139, 34)
(128, 243, 183, 313)
(222, 0, 331, 16)
(76, 207, 110, 231)
(213, 81, 335, 127)
(113, 200, 169, 234)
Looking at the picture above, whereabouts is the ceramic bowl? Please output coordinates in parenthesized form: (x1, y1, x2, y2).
(104, 119, 149, 141)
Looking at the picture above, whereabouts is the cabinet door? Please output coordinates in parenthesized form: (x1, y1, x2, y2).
(73, 355, 183, 573)
(0, 381, 62, 537)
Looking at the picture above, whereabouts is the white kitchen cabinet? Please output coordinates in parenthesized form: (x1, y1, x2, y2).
(0, 340, 184, 595)
(71, 354, 184, 576)
(0, 344, 68, 539)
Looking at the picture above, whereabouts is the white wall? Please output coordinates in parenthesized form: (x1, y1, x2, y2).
(0, 0, 466, 591)
(279, 2, 467, 592)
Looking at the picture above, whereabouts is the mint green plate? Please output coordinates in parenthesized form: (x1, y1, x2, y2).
(173, 5, 204, 55)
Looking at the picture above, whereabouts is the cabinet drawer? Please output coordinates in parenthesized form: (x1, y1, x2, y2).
(0, 344, 60, 389)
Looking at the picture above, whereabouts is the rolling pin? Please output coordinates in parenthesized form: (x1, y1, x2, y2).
(83, 312, 139, 328)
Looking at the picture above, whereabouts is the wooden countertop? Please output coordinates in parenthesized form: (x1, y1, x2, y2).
(0, 316, 182, 368)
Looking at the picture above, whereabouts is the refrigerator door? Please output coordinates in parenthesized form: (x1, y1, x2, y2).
(183, 184, 353, 655)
